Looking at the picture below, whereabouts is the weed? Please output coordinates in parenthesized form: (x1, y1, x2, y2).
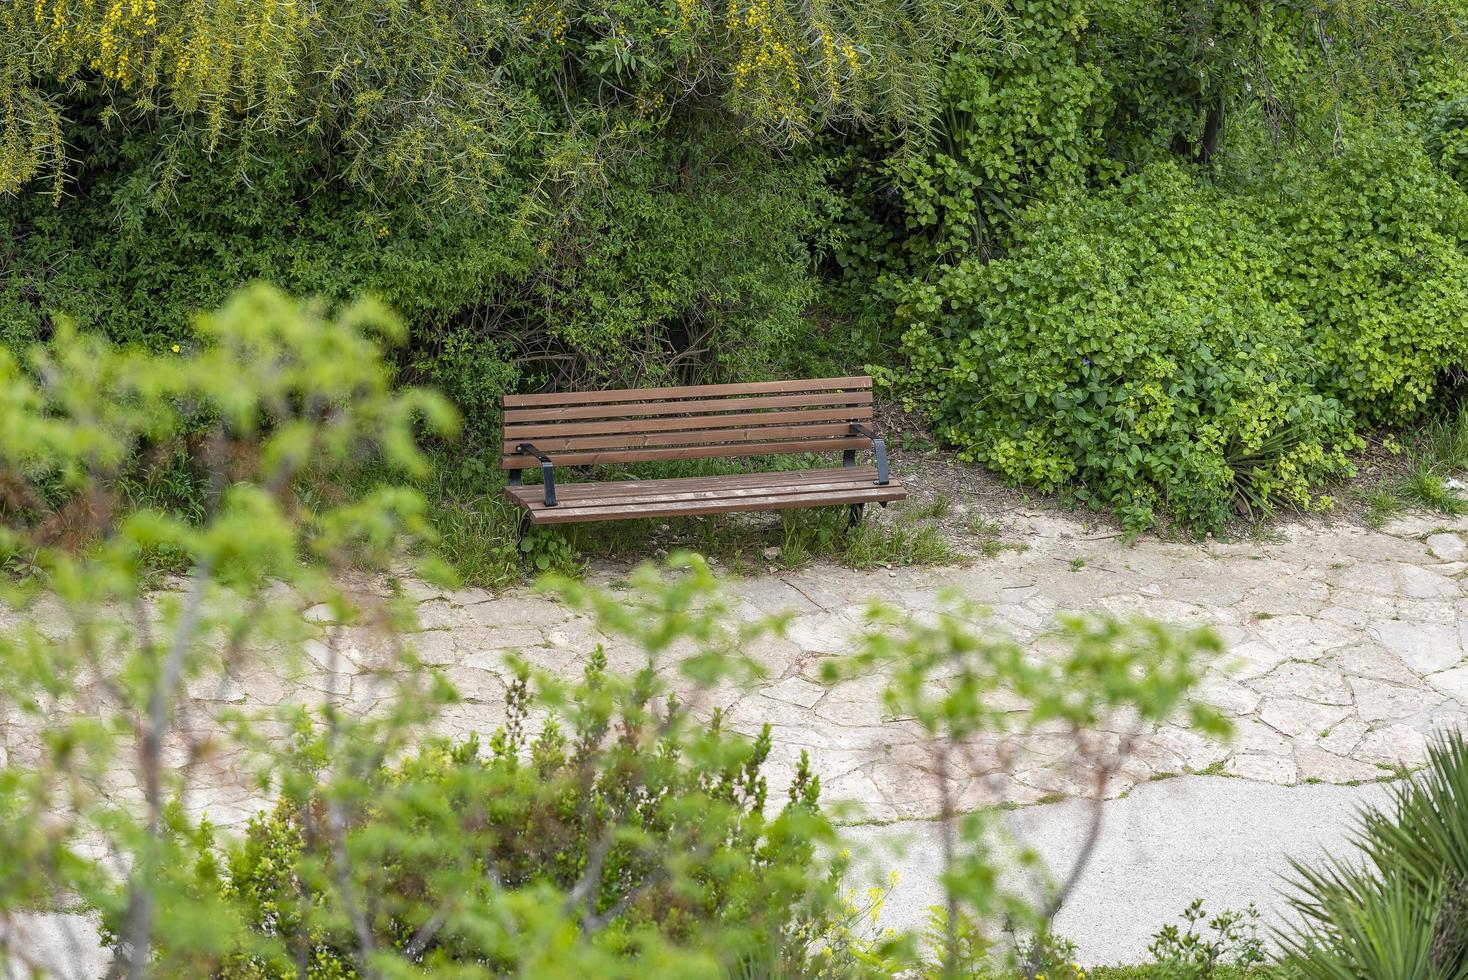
(1358, 484, 1404, 529)
(1397, 468, 1465, 514)
(1148, 900, 1266, 977)
(897, 432, 936, 453)
(1356, 404, 1468, 525)
(1247, 524, 1287, 546)
(905, 492, 953, 522)
(1418, 401, 1468, 471)
(843, 518, 953, 568)
(968, 515, 1026, 559)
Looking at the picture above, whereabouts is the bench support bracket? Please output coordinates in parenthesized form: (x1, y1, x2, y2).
(849, 424, 890, 486)
(515, 443, 557, 507)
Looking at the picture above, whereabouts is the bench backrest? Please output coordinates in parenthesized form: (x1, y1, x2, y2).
(501, 376, 875, 470)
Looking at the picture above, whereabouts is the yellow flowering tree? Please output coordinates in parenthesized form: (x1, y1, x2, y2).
(0, 0, 1008, 208)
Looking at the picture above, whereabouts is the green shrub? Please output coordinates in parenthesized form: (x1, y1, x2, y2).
(1147, 900, 1265, 979)
(893, 139, 1468, 533)
(0, 118, 837, 437)
(1262, 138, 1468, 425)
(894, 164, 1354, 531)
(169, 659, 850, 978)
(831, 0, 1113, 339)
(1279, 733, 1468, 979)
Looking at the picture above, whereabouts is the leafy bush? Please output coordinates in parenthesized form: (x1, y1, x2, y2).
(893, 141, 1468, 532)
(834, 0, 1112, 299)
(0, 120, 834, 436)
(1279, 733, 1468, 979)
(893, 164, 1351, 531)
(159, 660, 852, 978)
(1263, 138, 1468, 425)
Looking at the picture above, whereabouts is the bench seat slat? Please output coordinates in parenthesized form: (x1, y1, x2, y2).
(506, 468, 904, 525)
(503, 406, 872, 441)
(511, 467, 882, 500)
(508, 467, 883, 504)
(503, 390, 871, 424)
(523, 489, 905, 524)
(514, 480, 879, 511)
(503, 375, 870, 408)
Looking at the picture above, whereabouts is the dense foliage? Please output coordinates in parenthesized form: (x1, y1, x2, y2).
(151, 668, 847, 978)
(4, 0, 1468, 525)
(893, 141, 1468, 530)
(0, 0, 999, 434)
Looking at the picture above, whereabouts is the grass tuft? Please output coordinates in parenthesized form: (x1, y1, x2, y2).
(1358, 403, 1468, 527)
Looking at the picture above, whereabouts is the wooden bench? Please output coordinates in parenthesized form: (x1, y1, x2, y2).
(501, 376, 905, 532)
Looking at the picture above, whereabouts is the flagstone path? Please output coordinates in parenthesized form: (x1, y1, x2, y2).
(12, 506, 1452, 830)
(390, 510, 1468, 822)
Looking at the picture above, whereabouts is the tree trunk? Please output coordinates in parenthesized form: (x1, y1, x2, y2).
(1196, 98, 1226, 167)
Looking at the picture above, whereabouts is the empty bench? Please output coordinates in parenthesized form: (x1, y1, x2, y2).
(501, 376, 905, 530)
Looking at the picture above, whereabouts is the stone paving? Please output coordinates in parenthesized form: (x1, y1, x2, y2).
(6, 509, 1467, 828)
(399, 510, 1468, 820)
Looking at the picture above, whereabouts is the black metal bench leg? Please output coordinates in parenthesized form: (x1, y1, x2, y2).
(846, 503, 865, 531)
(516, 511, 531, 551)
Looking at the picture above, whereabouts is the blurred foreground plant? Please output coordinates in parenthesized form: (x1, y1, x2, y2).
(0, 283, 459, 976)
(826, 599, 1231, 979)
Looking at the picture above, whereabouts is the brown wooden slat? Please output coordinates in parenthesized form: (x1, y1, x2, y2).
(504, 391, 872, 424)
(504, 405, 872, 441)
(508, 467, 881, 501)
(516, 466, 874, 498)
(521, 486, 906, 525)
(503, 376, 871, 408)
(502, 423, 861, 455)
(506, 471, 887, 509)
(499, 438, 871, 469)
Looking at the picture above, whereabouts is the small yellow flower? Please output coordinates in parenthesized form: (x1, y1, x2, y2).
(171, 344, 180, 353)
(376, 225, 390, 239)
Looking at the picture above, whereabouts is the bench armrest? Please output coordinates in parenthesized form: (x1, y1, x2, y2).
(848, 424, 890, 486)
(513, 443, 558, 507)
